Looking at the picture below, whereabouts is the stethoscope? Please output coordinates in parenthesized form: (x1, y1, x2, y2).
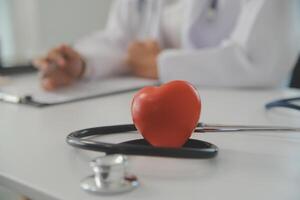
(67, 123, 219, 195)
(66, 123, 219, 159)
(265, 97, 300, 111)
(66, 121, 300, 195)
(133, 0, 219, 40)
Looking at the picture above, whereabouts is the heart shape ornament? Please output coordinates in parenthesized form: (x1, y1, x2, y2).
(131, 80, 201, 148)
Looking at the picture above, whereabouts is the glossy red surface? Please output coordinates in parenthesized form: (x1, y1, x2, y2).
(131, 80, 201, 148)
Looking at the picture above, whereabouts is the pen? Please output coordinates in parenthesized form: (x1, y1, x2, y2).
(0, 92, 32, 104)
(0, 91, 22, 103)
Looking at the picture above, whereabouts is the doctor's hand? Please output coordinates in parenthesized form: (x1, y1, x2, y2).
(127, 39, 160, 79)
(33, 44, 85, 91)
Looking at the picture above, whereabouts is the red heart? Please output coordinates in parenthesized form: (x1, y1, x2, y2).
(131, 80, 201, 148)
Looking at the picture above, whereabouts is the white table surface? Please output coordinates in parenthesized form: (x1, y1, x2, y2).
(1, 83, 300, 200)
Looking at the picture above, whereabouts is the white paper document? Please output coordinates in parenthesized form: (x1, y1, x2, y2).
(0, 74, 158, 105)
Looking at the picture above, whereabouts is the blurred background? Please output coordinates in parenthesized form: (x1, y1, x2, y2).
(0, 0, 112, 67)
(1, 0, 299, 88)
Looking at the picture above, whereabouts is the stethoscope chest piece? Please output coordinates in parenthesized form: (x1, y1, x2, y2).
(81, 154, 139, 195)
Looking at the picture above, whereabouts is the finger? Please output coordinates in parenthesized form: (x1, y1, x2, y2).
(40, 62, 63, 79)
(128, 44, 145, 55)
(59, 45, 85, 72)
(59, 44, 80, 60)
(41, 70, 73, 91)
(32, 58, 48, 70)
(33, 58, 50, 71)
(47, 49, 67, 68)
(145, 40, 160, 50)
(42, 78, 57, 91)
(33, 56, 59, 76)
(128, 41, 144, 50)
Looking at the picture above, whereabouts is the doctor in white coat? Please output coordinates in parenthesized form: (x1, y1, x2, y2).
(34, 0, 300, 90)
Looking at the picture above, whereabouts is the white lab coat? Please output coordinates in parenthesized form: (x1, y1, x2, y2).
(74, 0, 300, 88)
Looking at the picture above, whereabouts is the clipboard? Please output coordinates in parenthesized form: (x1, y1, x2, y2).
(0, 74, 158, 107)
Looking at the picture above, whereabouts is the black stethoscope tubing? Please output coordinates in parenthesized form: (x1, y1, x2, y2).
(66, 96, 300, 159)
(265, 97, 300, 111)
(66, 123, 218, 159)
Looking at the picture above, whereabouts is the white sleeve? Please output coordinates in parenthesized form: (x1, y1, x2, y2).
(73, 0, 134, 79)
(158, 0, 300, 88)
